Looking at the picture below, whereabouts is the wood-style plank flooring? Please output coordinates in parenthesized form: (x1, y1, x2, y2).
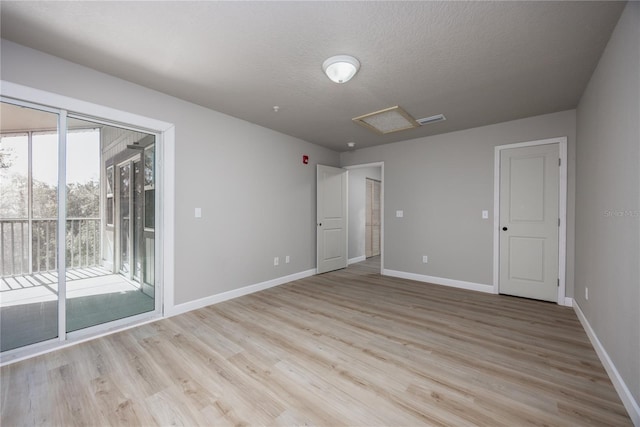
(1, 258, 632, 426)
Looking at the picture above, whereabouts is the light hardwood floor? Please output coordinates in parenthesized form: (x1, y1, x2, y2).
(1, 257, 632, 426)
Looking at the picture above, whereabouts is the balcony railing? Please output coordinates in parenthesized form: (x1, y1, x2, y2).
(0, 218, 100, 277)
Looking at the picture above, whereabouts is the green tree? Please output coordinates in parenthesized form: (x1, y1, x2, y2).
(0, 173, 28, 218)
(1, 175, 101, 273)
(0, 151, 12, 169)
(66, 180, 100, 218)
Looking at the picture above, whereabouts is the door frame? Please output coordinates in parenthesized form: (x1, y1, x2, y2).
(344, 162, 385, 274)
(493, 137, 568, 305)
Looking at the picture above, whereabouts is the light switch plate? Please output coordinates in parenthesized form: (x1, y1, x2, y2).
(195, 208, 202, 218)
(482, 210, 489, 219)
(396, 210, 404, 218)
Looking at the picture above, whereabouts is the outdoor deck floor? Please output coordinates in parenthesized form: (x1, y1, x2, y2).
(0, 267, 154, 352)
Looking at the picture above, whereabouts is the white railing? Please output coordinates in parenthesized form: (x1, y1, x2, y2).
(0, 218, 100, 277)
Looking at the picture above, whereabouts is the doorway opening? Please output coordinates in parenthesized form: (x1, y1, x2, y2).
(365, 177, 381, 259)
(346, 163, 384, 274)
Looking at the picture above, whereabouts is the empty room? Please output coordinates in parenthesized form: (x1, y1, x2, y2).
(0, 1, 638, 426)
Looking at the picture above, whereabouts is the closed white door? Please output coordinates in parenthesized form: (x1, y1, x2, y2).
(499, 143, 559, 302)
(317, 165, 347, 274)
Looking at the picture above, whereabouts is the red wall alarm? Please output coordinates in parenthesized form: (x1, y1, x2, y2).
(302, 155, 309, 164)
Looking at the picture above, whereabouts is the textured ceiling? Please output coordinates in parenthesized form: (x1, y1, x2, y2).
(0, 1, 626, 151)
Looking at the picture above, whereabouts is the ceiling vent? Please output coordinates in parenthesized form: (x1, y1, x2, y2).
(352, 106, 419, 135)
(416, 114, 446, 126)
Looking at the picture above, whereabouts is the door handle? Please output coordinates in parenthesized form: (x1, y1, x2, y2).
(318, 223, 322, 227)
(502, 227, 508, 231)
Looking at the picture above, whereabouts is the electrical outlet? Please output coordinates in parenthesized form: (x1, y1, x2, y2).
(274, 257, 279, 266)
(585, 287, 589, 300)
(422, 255, 428, 263)
(285, 255, 290, 264)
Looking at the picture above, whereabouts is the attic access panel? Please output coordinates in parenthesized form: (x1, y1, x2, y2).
(352, 106, 419, 135)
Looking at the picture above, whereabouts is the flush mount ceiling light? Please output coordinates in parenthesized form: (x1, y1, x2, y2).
(352, 105, 419, 135)
(322, 55, 360, 83)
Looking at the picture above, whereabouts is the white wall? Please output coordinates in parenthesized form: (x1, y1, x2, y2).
(575, 1, 639, 412)
(341, 110, 576, 295)
(347, 166, 381, 261)
(0, 40, 340, 306)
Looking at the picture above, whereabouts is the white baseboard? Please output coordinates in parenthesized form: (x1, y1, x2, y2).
(382, 269, 494, 294)
(348, 255, 366, 265)
(563, 297, 573, 307)
(167, 268, 317, 317)
(573, 302, 640, 426)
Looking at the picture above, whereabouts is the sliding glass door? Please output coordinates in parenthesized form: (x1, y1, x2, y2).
(0, 99, 159, 354)
(65, 117, 156, 333)
(119, 161, 131, 276)
(118, 146, 155, 294)
(0, 102, 60, 352)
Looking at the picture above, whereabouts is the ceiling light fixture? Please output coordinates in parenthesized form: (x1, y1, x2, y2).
(322, 55, 360, 83)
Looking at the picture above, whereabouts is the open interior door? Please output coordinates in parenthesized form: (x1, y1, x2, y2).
(317, 165, 348, 274)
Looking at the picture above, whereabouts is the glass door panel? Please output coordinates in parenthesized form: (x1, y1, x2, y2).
(133, 159, 143, 281)
(119, 162, 131, 276)
(142, 145, 155, 298)
(0, 101, 59, 352)
(66, 119, 155, 333)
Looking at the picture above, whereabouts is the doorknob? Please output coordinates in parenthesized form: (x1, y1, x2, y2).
(318, 223, 322, 227)
(502, 227, 508, 231)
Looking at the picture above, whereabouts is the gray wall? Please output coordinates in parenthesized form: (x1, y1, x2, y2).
(575, 2, 639, 405)
(341, 110, 576, 295)
(1, 40, 340, 305)
(347, 166, 382, 260)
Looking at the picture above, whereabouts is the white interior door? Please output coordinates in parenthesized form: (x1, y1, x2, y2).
(499, 143, 559, 302)
(317, 165, 347, 274)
